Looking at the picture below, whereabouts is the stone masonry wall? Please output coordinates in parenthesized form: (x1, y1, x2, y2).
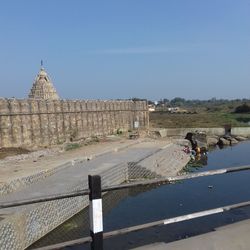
(0, 99, 148, 148)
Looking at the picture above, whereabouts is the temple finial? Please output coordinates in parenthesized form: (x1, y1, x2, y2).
(41, 60, 44, 69)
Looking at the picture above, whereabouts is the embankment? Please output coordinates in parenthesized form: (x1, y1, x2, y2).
(0, 141, 190, 250)
(152, 127, 250, 138)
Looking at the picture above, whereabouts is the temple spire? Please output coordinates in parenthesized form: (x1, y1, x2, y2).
(28, 65, 60, 100)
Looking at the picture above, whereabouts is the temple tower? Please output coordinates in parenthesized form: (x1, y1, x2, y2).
(28, 66, 59, 100)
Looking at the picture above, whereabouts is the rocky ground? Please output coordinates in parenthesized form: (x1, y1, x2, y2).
(207, 135, 249, 147)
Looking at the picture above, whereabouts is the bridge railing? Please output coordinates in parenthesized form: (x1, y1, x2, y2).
(1, 165, 250, 250)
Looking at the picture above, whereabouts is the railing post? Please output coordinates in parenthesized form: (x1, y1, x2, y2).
(88, 175, 103, 250)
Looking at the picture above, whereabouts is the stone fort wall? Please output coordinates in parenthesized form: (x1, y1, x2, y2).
(0, 99, 148, 148)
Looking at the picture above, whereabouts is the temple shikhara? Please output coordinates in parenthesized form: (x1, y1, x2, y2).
(28, 66, 59, 100)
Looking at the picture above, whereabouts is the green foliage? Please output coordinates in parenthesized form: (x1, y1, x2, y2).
(150, 111, 250, 128)
(149, 98, 250, 113)
(170, 97, 186, 106)
(65, 143, 81, 151)
(234, 103, 250, 113)
(149, 98, 250, 128)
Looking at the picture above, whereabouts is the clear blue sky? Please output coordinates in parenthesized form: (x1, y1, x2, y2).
(0, 0, 249, 100)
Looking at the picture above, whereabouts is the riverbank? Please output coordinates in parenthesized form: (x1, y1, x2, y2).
(150, 127, 250, 138)
(96, 141, 250, 250)
(0, 138, 191, 250)
(150, 127, 250, 150)
(0, 136, 142, 195)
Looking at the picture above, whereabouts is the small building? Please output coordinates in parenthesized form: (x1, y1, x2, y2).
(168, 107, 180, 113)
(148, 104, 156, 112)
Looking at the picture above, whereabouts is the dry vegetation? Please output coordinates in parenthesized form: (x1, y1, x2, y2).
(150, 99, 250, 128)
(0, 148, 30, 160)
(150, 111, 250, 128)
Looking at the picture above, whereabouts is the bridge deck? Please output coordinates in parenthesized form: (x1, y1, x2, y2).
(132, 218, 250, 250)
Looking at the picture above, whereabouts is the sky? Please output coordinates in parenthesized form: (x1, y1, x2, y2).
(0, 0, 249, 101)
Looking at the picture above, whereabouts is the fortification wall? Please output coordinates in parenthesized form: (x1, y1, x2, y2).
(0, 99, 148, 148)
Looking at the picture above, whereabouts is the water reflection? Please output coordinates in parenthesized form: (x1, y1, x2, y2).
(30, 141, 250, 250)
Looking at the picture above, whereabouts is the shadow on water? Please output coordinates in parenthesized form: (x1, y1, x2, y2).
(29, 186, 158, 249)
(30, 141, 250, 250)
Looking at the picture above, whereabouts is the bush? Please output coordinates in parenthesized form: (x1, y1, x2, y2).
(65, 143, 81, 151)
(234, 103, 250, 113)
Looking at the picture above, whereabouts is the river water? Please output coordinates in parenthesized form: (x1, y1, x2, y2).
(30, 141, 250, 249)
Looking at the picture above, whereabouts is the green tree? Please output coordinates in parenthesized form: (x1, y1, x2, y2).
(235, 103, 250, 113)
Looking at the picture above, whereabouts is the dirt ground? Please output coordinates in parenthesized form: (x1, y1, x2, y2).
(0, 147, 30, 160)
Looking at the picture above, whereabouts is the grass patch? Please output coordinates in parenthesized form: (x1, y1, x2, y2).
(150, 111, 250, 128)
(65, 143, 82, 151)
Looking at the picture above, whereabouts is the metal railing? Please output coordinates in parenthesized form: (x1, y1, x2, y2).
(1, 165, 250, 250)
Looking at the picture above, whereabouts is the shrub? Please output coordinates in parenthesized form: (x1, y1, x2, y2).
(234, 103, 250, 113)
(65, 143, 81, 151)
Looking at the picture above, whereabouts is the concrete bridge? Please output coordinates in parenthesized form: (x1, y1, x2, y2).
(133, 219, 250, 250)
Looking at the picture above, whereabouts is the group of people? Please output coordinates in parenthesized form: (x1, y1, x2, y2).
(183, 145, 207, 160)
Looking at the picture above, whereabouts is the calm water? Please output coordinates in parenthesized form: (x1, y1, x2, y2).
(31, 141, 250, 250)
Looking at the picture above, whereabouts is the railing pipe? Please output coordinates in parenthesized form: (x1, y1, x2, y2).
(0, 189, 90, 209)
(34, 200, 250, 250)
(102, 165, 250, 192)
(1, 165, 250, 209)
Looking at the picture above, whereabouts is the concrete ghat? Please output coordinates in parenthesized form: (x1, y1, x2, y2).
(0, 139, 142, 196)
(132, 219, 250, 250)
(0, 141, 190, 250)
